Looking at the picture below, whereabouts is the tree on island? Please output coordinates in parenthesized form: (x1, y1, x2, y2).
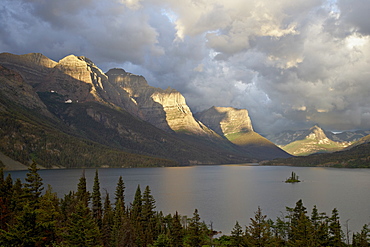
(285, 171, 301, 183)
(4, 166, 370, 246)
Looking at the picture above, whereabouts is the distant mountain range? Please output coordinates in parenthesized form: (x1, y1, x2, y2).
(267, 126, 370, 146)
(264, 126, 370, 168)
(266, 125, 359, 156)
(0, 53, 290, 169)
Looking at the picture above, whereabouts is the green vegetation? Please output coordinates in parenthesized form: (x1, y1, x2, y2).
(0, 89, 255, 168)
(1, 165, 369, 246)
(285, 171, 301, 183)
(0, 93, 178, 169)
(227, 131, 267, 145)
(225, 131, 291, 160)
(282, 138, 346, 156)
(265, 142, 370, 168)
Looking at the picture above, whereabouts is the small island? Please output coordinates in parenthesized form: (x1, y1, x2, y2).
(285, 171, 301, 183)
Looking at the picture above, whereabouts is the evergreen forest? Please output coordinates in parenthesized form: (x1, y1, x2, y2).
(1, 163, 369, 246)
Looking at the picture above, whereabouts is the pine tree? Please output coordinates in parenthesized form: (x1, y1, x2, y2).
(246, 206, 273, 246)
(186, 209, 205, 247)
(111, 198, 134, 246)
(10, 178, 23, 213)
(311, 205, 329, 246)
(102, 192, 114, 246)
(76, 171, 90, 207)
(92, 169, 102, 228)
(142, 185, 156, 245)
(37, 185, 61, 245)
(115, 176, 125, 209)
(152, 233, 172, 247)
(0, 161, 47, 245)
(62, 201, 102, 246)
(231, 221, 245, 246)
(352, 224, 370, 246)
(0, 203, 43, 246)
(131, 185, 144, 246)
(0, 168, 3, 185)
(23, 160, 44, 207)
(286, 199, 313, 246)
(170, 211, 184, 247)
(271, 217, 289, 245)
(60, 191, 76, 223)
(0, 173, 13, 231)
(329, 208, 344, 246)
(131, 185, 142, 223)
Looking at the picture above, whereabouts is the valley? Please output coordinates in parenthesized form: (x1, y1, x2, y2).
(0, 53, 289, 169)
(1, 52, 370, 170)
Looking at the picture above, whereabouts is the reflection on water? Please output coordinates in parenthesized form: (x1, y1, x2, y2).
(6, 165, 370, 235)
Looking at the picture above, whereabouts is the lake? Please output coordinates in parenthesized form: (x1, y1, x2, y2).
(5, 165, 370, 235)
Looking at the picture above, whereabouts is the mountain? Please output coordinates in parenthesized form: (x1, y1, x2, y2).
(105, 68, 221, 139)
(264, 141, 370, 168)
(345, 134, 370, 149)
(326, 130, 370, 143)
(0, 64, 179, 169)
(1, 52, 278, 169)
(195, 106, 291, 160)
(277, 125, 351, 156)
(267, 126, 370, 146)
(0, 53, 221, 138)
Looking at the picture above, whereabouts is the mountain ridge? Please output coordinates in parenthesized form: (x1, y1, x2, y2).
(195, 106, 291, 160)
(278, 125, 351, 155)
(267, 125, 370, 146)
(0, 52, 287, 169)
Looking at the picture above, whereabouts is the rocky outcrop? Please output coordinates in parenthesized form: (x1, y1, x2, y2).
(0, 53, 219, 137)
(106, 68, 219, 137)
(195, 106, 253, 136)
(196, 106, 291, 159)
(306, 125, 331, 144)
(281, 125, 351, 156)
(0, 52, 290, 162)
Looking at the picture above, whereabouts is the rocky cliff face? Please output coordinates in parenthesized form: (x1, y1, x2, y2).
(195, 106, 253, 136)
(0, 53, 219, 137)
(0, 53, 110, 103)
(105, 68, 218, 136)
(196, 106, 291, 159)
(306, 125, 331, 143)
(0, 52, 291, 164)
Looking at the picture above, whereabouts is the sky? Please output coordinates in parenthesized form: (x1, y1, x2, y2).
(1, 0, 370, 134)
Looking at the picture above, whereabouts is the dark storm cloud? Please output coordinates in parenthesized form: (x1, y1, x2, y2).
(337, 0, 370, 35)
(1, 0, 370, 134)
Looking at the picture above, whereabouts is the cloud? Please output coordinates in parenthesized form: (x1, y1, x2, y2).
(1, 0, 370, 134)
(337, 0, 370, 35)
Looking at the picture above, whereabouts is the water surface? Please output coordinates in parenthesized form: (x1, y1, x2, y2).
(6, 165, 370, 235)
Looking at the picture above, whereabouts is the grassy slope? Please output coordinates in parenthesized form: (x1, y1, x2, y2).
(226, 131, 291, 160)
(282, 139, 347, 156)
(264, 142, 370, 168)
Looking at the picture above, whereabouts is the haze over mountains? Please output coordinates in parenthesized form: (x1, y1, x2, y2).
(0, 52, 292, 169)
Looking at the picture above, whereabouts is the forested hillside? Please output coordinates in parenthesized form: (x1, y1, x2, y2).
(0, 92, 178, 168)
(264, 142, 370, 168)
(0, 55, 258, 169)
